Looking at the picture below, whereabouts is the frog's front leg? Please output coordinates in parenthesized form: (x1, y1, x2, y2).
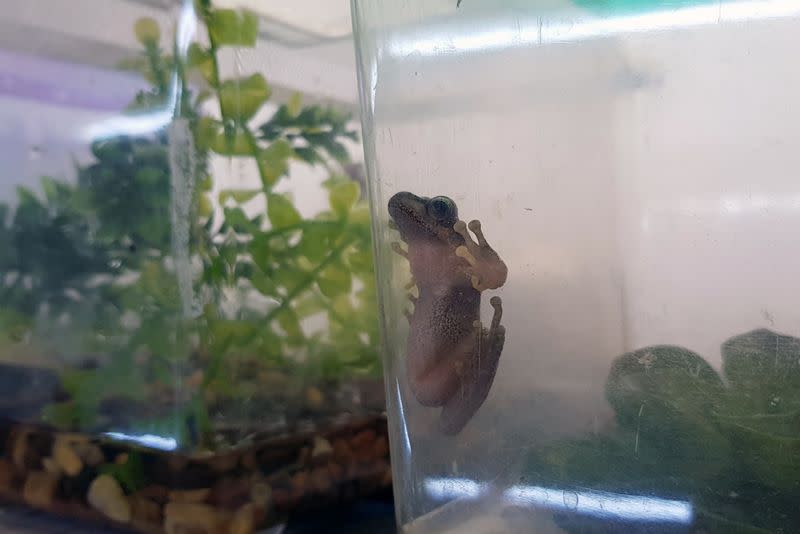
(439, 296, 505, 435)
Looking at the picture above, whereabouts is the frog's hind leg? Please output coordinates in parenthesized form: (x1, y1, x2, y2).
(439, 296, 506, 435)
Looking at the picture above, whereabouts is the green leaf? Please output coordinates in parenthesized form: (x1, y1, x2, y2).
(294, 294, 326, 318)
(219, 189, 260, 205)
(187, 43, 215, 83)
(223, 207, 259, 233)
(257, 139, 293, 187)
(15, 186, 40, 208)
(605, 345, 731, 481)
(198, 194, 213, 218)
(134, 17, 160, 44)
(40, 176, 58, 202)
(349, 203, 371, 226)
(317, 263, 352, 298)
(207, 9, 259, 47)
(195, 117, 223, 151)
(332, 295, 354, 319)
(287, 92, 303, 117)
(329, 181, 360, 218)
(211, 319, 259, 349)
(267, 194, 301, 229)
(347, 249, 374, 274)
(293, 147, 319, 164)
(251, 269, 277, 296)
(298, 223, 336, 262)
(219, 74, 271, 122)
(215, 128, 252, 156)
(100, 451, 146, 493)
(41, 402, 80, 428)
(273, 268, 306, 294)
(248, 234, 271, 272)
(722, 329, 800, 413)
(276, 308, 304, 344)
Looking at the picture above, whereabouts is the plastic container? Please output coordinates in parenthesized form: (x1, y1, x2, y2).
(352, 0, 800, 532)
(0, 1, 387, 531)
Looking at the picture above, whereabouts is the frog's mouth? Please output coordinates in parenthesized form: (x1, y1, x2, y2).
(388, 191, 438, 240)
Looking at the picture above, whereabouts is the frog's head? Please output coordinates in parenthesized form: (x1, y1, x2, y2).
(388, 191, 459, 242)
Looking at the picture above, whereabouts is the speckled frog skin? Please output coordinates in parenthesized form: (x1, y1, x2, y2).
(388, 192, 507, 435)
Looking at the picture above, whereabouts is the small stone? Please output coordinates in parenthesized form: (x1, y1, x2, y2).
(381, 464, 393, 486)
(327, 462, 344, 482)
(208, 453, 238, 473)
(168, 487, 211, 503)
(271, 488, 290, 510)
(290, 471, 309, 492)
(210, 477, 250, 509)
(10, 427, 32, 470)
(53, 438, 83, 476)
(167, 455, 189, 472)
(42, 457, 61, 476)
(311, 436, 333, 461)
(305, 387, 324, 408)
(250, 481, 272, 509)
(297, 446, 311, 466)
(373, 436, 390, 459)
(23, 471, 59, 508)
(331, 439, 353, 463)
(229, 503, 255, 534)
(350, 429, 376, 450)
(164, 502, 230, 534)
(240, 451, 257, 470)
(0, 458, 13, 489)
(139, 484, 169, 502)
(81, 444, 105, 466)
(310, 467, 332, 494)
(88, 474, 132, 523)
(130, 494, 162, 525)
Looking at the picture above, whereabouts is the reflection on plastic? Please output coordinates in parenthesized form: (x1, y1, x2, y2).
(504, 484, 693, 524)
(82, 0, 197, 141)
(388, 0, 800, 58)
(102, 431, 179, 451)
(424, 477, 693, 524)
(424, 477, 485, 501)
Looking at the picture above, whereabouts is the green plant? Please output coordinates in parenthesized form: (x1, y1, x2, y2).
(1, 1, 379, 449)
(525, 328, 800, 533)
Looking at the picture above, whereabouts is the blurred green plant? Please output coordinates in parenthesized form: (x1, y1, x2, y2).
(525, 328, 800, 533)
(1, 1, 379, 449)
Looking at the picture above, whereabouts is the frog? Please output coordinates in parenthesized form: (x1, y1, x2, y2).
(388, 191, 508, 435)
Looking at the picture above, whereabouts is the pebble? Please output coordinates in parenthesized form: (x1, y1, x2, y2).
(53, 438, 83, 476)
(168, 487, 211, 503)
(0, 458, 13, 489)
(87, 474, 132, 523)
(164, 502, 230, 534)
(23, 471, 59, 508)
(250, 481, 272, 508)
(229, 503, 255, 534)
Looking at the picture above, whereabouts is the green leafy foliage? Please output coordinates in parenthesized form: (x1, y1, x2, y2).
(207, 9, 258, 47)
(219, 74, 271, 122)
(259, 104, 358, 165)
(526, 329, 800, 532)
(3, 3, 380, 453)
(100, 451, 146, 493)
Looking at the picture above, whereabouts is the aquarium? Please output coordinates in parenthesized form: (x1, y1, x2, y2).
(353, 0, 800, 532)
(0, 1, 389, 532)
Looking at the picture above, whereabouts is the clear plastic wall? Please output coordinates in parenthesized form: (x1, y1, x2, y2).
(0, 1, 388, 531)
(353, 0, 800, 532)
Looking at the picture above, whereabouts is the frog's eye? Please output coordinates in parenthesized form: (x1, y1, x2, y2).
(428, 196, 455, 221)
